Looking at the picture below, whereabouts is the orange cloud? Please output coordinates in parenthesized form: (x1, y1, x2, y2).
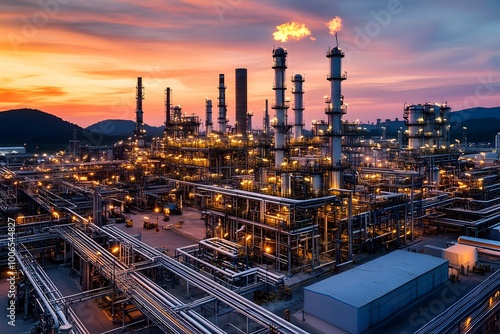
(0, 86, 66, 103)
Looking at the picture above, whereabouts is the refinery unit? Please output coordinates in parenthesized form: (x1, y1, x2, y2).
(1, 38, 500, 334)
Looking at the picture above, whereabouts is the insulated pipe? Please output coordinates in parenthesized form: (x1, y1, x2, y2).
(97, 224, 309, 334)
(16, 253, 61, 334)
(60, 227, 204, 333)
(131, 273, 212, 334)
(32, 263, 80, 333)
(217, 74, 227, 133)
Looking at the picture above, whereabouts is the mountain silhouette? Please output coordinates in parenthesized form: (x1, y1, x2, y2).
(0, 109, 124, 152)
(87, 119, 164, 137)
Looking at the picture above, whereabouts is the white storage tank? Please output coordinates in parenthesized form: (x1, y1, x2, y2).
(443, 244, 477, 269)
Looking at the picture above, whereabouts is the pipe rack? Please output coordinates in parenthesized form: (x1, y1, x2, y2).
(16, 247, 89, 334)
(415, 269, 500, 334)
(98, 224, 309, 334)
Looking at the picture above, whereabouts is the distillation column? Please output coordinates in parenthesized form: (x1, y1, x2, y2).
(134, 77, 146, 148)
(205, 99, 213, 135)
(217, 74, 228, 133)
(326, 46, 347, 189)
(271, 47, 289, 168)
(291, 74, 305, 141)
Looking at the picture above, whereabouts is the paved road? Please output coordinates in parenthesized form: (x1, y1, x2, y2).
(110, 206, 207, 254)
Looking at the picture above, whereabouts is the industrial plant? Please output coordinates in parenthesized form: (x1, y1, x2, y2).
(1, 35, 500, 334)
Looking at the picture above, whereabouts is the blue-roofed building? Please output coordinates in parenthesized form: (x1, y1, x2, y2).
(304, 250, 449, 334)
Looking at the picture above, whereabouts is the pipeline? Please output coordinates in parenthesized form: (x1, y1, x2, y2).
(16, 251, 63, 334)
(99, 224, 310, 334)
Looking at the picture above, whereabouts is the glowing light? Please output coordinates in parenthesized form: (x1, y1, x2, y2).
(273, 21, 311, 42)
(326, 16, 343, 35)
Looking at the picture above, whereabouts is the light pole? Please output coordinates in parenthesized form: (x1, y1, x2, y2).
(245, 234, 252, 269)
(155, 207, 160, 226)
(265, 246, 271, 291)
(111, 246, 119, 321)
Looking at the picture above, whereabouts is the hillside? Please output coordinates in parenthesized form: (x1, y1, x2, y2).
(0, 109, 121, 152)
(450, 107, 500, 122)
(452, 118, 500, 143)
(86, 119, 164, 138)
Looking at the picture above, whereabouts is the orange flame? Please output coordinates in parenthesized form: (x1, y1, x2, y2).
(273, 21, 312, 42)
(326, 16, 343, 35)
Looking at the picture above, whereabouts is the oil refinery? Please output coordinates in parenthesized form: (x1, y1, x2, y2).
(1, 37, 500, 334)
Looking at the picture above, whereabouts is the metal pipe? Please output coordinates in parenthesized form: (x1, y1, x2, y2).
(96, 224, 310, 334)
(16, 253, 62, 334)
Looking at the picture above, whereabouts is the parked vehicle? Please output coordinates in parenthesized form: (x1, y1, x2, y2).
(143, 217, 158, 230)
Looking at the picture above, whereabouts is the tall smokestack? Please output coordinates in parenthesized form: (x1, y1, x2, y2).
(291, 73, 305, 141)
(165, 87, 171, 125)
(235, 68, 248, 136)
(326, 44, 347, 189)
(205, 99, 213, 135)
(271, 47, 289, 168)
(217, 74, 227, 133)
(134, 77, 145, 148)
(264, 99, 270, 135)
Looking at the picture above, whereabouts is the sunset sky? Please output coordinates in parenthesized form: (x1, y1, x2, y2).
(1, 0, 499, 129)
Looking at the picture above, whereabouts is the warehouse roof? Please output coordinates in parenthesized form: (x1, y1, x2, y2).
(304, 250, 448, 308)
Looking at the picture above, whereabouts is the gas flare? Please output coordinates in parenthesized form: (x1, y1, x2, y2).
(326, 16, 343, 35)
(273, 21, 312, 42)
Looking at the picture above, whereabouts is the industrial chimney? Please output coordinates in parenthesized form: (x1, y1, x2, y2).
(217, 74, 228, 133)
(205, 99, 213, 135)
(134, 77, 145, 148)
(235, 68, 248, 136)
(264, 99, 270, 135)
(165, 87, 171, 126)
(326, 46, 347, 189)
(291, 73, 305, 141)
(271, 47, 289, 168)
